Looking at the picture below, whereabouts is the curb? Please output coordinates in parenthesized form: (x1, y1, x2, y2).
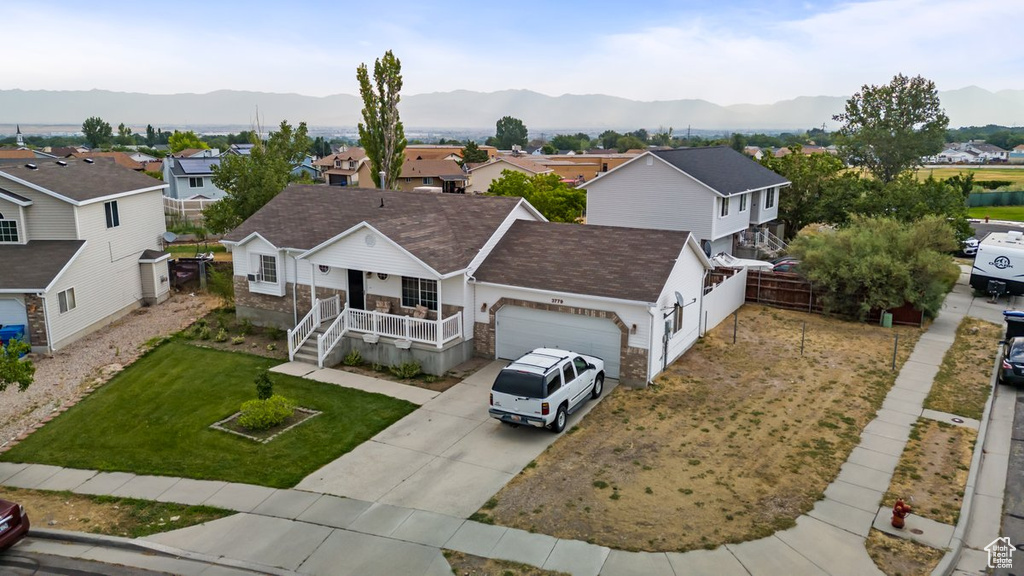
(930, 352, 1001, 576)
(29, 527, 299, 576)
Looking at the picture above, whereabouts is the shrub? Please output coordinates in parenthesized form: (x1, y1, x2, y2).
(255, 369, 273, 400)
(389, 361, 422, 379)
(266, 327, 285, 341)
(239, 319, 253, 336)
(343, 350, 363, 366)
(196, 325, 212, 340)
(213, 329, 228, 343)
(231, 336, 245, 345)
(266, 343, 277, 352)
(206, 265, 234, 306)
(237, 395, 294, 431)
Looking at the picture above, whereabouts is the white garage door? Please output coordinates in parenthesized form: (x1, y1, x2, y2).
(495, 306, 622, 379)
(0, 297, 27, 328)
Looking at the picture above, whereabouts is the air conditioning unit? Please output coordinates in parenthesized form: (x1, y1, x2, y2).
(247, 274, 257, 281)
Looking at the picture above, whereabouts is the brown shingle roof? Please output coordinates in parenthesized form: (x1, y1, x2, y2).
(0, 240, 85, 290)
(0, 158, 165, 203)
(474, 220, 695, 302)
(0, 150, 36, 159)
(313, 148, 367, 167)
(71, 151, 144, 171)
(224, 185, 524, 274)
(400, 159, 464, 178)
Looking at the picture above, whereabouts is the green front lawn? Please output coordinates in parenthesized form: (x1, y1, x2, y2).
(1, 342, 416, 488)
(968, 206, 1024, 222)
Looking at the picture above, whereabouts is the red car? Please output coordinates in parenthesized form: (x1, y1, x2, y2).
(0, 498, 29, 549)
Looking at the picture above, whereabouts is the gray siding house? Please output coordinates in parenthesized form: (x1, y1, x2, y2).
(163, 156, 228, 200)
(0, 159, 171, 353)
(585, 146, 790, 256)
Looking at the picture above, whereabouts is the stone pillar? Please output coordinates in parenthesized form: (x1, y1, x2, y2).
(23, 294, 48, 349)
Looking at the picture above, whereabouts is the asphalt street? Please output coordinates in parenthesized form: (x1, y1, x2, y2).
(0, 547, 168, 576)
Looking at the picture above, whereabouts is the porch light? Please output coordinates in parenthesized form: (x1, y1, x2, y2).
(480, 303, 487, 312)
(631, 323, 637, 334)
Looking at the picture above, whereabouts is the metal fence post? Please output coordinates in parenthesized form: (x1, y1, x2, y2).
(891, 333, 899, 371)
(801, 322, 806, 356)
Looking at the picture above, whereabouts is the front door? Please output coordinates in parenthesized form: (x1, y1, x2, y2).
(347, 269, 365, 310)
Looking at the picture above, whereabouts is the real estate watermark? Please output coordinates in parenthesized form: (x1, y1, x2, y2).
(985, 536, 1016, 569)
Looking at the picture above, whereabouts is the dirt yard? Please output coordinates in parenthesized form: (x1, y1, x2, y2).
(443, 551, 568, 576)
(479, 304, 922, 552)
(924, 316, 1001, 420)
(884, 418, 976, 525)
(0, 293, 219, 448)
(0, 486, 231, 538)
(865, 529, 944, 576)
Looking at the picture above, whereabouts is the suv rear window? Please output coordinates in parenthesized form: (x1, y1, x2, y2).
(493, 369, 545, 398)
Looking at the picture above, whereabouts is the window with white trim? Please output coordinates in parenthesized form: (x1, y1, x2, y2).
(104, 201, 120, 228)
(765, 187, 776, 209)
(719, 197, 730, 217)
(422, 177, 434, 185)
(401, 277, 437, 310)
(58, 287, 76, 314)
(189, 177, 204, 188)
(739, 194, 748, 212)
(0, 212, 18, 243)
(258, 254, 278, 283)
(673, 304, 684, 333)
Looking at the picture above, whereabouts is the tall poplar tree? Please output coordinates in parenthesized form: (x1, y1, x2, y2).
(356, 50, 407, 190)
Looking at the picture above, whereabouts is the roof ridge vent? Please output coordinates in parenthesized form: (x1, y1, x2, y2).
(83, 158, 94, 164)
(24, 163, 37, 170)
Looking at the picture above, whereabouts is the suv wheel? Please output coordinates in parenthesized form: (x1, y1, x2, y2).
(592, 373, 604, 399)
(550, 404, 567, 433)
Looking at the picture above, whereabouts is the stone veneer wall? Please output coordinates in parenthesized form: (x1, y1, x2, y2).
(233, 276, 345, 329)
(24, 294, 47, 348)
(474, 297, 649, 388)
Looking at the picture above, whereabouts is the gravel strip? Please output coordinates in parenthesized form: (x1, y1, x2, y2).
(0, 293, 220, 447)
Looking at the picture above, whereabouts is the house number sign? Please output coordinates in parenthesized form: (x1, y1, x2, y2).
(551, 298, 564, 304)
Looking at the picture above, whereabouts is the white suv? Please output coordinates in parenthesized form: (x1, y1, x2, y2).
(488, 348, 605, 433)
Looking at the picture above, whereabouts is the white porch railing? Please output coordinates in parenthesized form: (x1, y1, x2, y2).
(287, 295, 340, 361)
(291, 303, 463, 365)
(317, 305, 348, 368)
(756, 229, 787, 254)
(346, 309, 463, 348)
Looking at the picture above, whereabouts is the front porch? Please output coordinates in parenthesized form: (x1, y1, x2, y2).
(287, 295, 468, 372)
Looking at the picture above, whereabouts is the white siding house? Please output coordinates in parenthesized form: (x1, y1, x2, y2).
(585, 147, 790, 257)
(0, 158, 170, 353)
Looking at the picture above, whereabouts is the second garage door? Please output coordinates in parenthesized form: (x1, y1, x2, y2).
(495, 306, 622, 379)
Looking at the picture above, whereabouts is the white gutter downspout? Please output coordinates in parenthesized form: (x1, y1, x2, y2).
(647, 305, 658, 385)
(698, 268, 709, 337)
(291, 251, 298, 326)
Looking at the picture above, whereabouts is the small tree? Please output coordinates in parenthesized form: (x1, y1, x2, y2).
(489, 116, 528, 150)
(488, 170, 586, 223)
(357, 50, 407, 190)
(460, 140, 489, 164)
(789, 216, 960, 318)
(168, 130, 209, 154)
(255, 369, 273, 400)
(0, 339, 35, 393)
(81, 116, 112, 148)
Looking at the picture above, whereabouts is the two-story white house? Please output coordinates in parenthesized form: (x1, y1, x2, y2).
(0, 158, 171, 353)
(584, 146, 791, 257)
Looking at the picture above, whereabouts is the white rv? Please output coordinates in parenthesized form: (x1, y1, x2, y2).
(970, 231, 1024, 295)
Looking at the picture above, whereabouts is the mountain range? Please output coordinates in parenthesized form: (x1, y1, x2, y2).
(1, 86, 1021, 132)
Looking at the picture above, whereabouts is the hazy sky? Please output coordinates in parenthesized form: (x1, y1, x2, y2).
(3, 0, 1020, 105)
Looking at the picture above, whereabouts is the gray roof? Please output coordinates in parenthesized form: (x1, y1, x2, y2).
(474, 220, 696, 302)
(0, 158, 164, 203)
(0, 240, 85, 291)
(653, 146, 790, 196)
(170, 157, 220, 177)
(224, 185, 526, 274)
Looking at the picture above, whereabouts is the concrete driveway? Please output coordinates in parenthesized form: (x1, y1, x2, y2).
(295, 360, 617, 517)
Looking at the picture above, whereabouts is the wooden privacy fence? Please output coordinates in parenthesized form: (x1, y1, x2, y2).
(708, 269, 924, 327)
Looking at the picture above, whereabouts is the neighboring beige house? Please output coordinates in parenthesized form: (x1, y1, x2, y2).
(466, 156, 553, 194)
(314, 148, 368, 186)
(394, 159, 467, 193)
(405, 145, 499, 162)
(0, 158, 171, 353)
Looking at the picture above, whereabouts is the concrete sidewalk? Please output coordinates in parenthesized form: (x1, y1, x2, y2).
(1, 278, 1013, 575)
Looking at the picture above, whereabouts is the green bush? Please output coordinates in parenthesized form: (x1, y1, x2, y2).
(237, 395, 294, 431)
(266, 327, 285, 341)
(239, 319, 253, 336)
(343, 350, 363, 366)
(206, 265, 234, 306)
(213, 329, 228, 343)
(196, 325, 211, 340)
(231, 336, 245, 345)
(255, 370, 273, 400)
(389, 361, 422, 379)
